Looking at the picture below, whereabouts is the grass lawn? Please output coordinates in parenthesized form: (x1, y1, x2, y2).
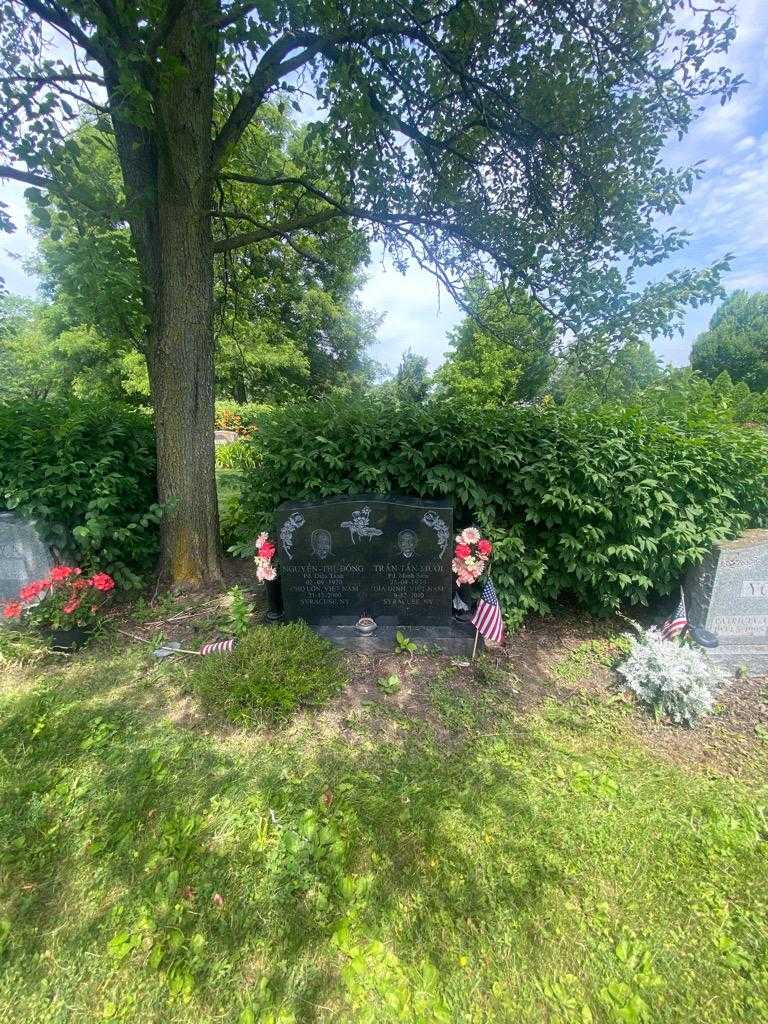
(0, 613, 767, 1023)
(215, 466, 243, 516)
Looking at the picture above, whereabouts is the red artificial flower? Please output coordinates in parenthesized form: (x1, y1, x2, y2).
(3, 601, 22, 619)
(258, 541, 276, 560)
(50, 565, 77, 582)
(63, 597, 81, 614)
(19, 580, 48, 601)
(454, 543, 472, 559)
(477, 539, 493, 557)
(89, 572, 115, 592)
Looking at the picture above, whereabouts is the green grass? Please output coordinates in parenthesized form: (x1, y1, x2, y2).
(189, 622, 347, 725)
(216, 466, 243, 514)
(0, 642, 767, 1023)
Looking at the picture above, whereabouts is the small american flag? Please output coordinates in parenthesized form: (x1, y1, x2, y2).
(200, 638, 236, 656)
(471, 578, 505, 645)
(661, 589, 688, 641)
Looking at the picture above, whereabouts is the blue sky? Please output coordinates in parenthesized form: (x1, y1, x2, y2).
(2, 0, 767, 374)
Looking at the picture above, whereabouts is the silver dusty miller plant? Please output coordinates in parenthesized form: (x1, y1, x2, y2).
(617, 628, 726, 727)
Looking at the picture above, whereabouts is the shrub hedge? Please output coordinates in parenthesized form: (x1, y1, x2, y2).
(235, 396, 768, 627)
(0, 400, 160, 585)
(214, 401, 274, 435)
(214, 438, 260, 471)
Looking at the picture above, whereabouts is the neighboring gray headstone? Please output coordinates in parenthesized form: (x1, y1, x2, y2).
(0, 510, 55, 606)
(685, 529, 768, 674)
(214, 429, 238, 446)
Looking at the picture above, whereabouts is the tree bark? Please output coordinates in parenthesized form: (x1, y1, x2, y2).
(118, 0, 222, 586)
(148, 200, 222, 586)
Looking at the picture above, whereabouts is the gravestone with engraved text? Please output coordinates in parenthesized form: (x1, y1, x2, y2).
(275, 495, 474, 653)
(0, 510, 55, 608)
(684, 529, 768, 673)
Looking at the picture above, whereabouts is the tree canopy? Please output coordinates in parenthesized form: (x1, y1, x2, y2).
(435, 278, 556, 407)
(0, 0, 743, 584)
(551, 337, 662, 407)
(690, 291, 768, 391)
(19, 114, 378, 403)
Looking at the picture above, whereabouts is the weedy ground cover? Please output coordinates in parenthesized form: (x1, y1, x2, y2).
(0, 634, 766, 1023)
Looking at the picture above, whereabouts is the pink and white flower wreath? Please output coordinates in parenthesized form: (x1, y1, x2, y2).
(451, 526, 493, 585)
(254, 531, 277, 582)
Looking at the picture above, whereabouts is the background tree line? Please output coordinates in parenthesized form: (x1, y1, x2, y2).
(0, 0, 743, 585)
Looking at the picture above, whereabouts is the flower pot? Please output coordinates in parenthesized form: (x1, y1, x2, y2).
(265, 578, 284, 621)
(44, 627, 91, 652)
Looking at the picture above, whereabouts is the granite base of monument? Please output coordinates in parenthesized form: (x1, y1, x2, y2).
(685, 529, 768, 676)
(703, 643, 768, 676)
(275, 494, 480, 656)
(313, 615, 479, 655)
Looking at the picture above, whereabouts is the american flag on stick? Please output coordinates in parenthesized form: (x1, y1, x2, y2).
(471, 578, 505, 647)
(199, 638, 237, 656)
(661, 588, 688, 641)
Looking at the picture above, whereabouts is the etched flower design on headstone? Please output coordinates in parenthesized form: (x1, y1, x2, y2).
(422, 511, 449, 556)
(279, 512, 305, 560)
(339, 506, 383, 544)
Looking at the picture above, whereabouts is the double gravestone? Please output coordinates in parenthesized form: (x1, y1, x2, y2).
(685, 529, 768, 674)
(275, 495, 474, 653)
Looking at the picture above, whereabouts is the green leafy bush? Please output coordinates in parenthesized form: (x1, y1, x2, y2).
(214, 401, 273, 434)
(188, 622, 347, 724)
(0, 399, 160, 585)
(626, 369, 768, 429)
(236, 395, 768, 627)
(214, 438, 260, 471)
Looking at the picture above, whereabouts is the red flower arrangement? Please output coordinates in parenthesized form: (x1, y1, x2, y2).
(2, 566, 115, 632)
(451, 527, 493, 585)
(254, 532, 277, 582)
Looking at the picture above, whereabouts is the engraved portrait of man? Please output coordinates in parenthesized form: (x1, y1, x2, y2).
(397, 529, 418, 559)
(311, 528, 332, 560)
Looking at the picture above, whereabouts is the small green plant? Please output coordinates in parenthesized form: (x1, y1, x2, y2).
(553, 636, 632, 684)
(376, 674, 401, 694)
(225, 586, 253, 638)
(394, 630, 417, 653)
(0, 628, 46, 667)
(188, 622, 347, 725)
(215, 438, 260, 471)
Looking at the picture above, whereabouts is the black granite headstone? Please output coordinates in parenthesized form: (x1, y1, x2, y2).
(275, 495, 474, 654)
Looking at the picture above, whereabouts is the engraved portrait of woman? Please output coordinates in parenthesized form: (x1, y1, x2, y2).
(311, 528, 333, 560)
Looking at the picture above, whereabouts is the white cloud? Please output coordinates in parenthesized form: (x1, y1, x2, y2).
(0, 181, 38, 296)
(360, 247, 463, 372)
(648, 0, 768, 365)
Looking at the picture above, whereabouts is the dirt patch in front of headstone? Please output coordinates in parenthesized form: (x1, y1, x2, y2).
(103, 569, 768, 780)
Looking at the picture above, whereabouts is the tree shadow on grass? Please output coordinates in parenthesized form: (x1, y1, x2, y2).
(0, 651, 579, 1022)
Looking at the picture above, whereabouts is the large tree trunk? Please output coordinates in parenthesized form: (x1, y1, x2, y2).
(148, 202, 222, 586)
(112, 2, 223, 586)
